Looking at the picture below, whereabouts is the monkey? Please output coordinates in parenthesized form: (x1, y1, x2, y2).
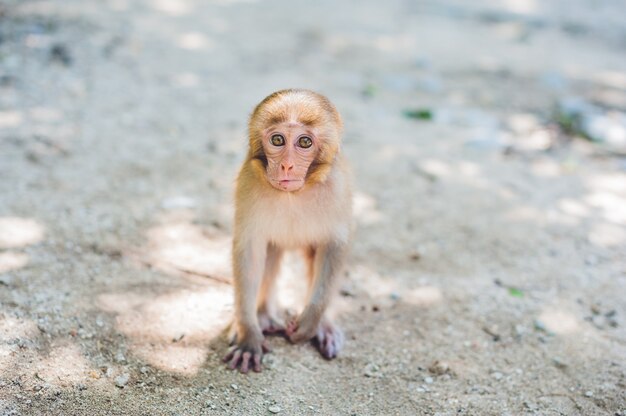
(224, 89, 352, 373)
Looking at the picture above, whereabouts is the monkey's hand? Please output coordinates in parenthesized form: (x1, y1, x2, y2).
(224, 331, 270, 374)
(285, 310, 320, 344)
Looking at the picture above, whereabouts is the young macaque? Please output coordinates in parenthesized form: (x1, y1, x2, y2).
(224, 89, 352, 373)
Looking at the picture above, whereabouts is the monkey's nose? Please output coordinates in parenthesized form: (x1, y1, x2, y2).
(281, 162, 294, 172)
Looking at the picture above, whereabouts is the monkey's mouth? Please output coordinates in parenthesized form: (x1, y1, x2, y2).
(271, 178, 304, 192)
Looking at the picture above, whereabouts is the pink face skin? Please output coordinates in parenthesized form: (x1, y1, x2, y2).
(262, 122, 318, 192)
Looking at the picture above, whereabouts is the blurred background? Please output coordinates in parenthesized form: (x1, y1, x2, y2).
(0, 0, 625, 414)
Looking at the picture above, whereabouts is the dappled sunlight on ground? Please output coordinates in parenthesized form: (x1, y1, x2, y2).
(34, 342, 93, 387)
(0, 316, 39, 371)
(171, 72, 201, 88)
(538, 308, 581, 335)
(137, 210, 232, 282)
(0, 217, 45, 249)
(351, 264, 397, 299)
(274, 253, 308, 312)
(504, 205, 548, 223)
(0, 217, 45, 274)
(350, 264, 443, 309)
(558, 198, 591, 218)
(151, 0, 193, 16)
(503, 0, 537, 14)
(176, 32, 214, 50)
(100, 210, 237, 374)
(0, 315, 39, 341)
(585, 192, 626, 225)
(530, 158, 562, 177)
(0, 251, 29, 273)
(353, 191, 384, 226)
(587, 222, 625, 248)
(404, 286, 443, 308)
(98, 285, 232, 375)
(418, 158, 452, 178)
(0, 110, 23, 128)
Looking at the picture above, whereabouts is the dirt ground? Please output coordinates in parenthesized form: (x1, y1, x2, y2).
(1, 0, 625, 414)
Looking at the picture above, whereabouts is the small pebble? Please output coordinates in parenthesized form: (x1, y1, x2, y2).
(50, 43, 72, 65)
(364, 363, 382, 378)
(115, 373, 130, 388)
(533, 319, 547, 332)
(584, 390, 593, 397)
(429, 360, 450, 375)
(268, 405, 282, 413)
(424, 376, 434, 384)
(231, 384, 238, 390)
(491, 372, 503, 380)
(552, 357, 567, 369)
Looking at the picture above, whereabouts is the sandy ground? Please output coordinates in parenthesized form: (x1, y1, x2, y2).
(1, 0, 625, 414)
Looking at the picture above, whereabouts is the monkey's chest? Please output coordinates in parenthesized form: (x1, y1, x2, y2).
(255, 196, 343, 248)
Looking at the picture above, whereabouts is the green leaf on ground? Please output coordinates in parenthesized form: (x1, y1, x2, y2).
(361, 84, 377, 97)
(508, 287, 524, 298)
(403, 108, 433, 120)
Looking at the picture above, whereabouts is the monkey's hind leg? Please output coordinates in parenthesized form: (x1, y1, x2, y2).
(286, 243, 346, 359)
(257, 243, 284, 335)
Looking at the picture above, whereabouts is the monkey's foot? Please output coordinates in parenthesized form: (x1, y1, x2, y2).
(286, 318, 344, 359)
(223, 336, 270, 374)
(313, 322, 344, 359)
(258, 312, 285, 335)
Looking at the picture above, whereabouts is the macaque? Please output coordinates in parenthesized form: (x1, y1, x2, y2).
(224, 89, 352, 373)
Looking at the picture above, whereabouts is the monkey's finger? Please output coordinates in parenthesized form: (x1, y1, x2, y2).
(285, 319, 298, 337)
(223, 347, 236, 362)
(262, 340, 272, 353)
(228, 350, 242, 370)
(239, 351, 251, 374)
(323, 335, 336, 359)
(253, 354, 262, 372)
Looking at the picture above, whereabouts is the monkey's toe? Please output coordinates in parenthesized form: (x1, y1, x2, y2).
(285, 318, 299, 339)
(314, 323, 344, 359)
(258, 312, 285, 335)
(286, 317, 320, 344)
(223, 339, 269, 373)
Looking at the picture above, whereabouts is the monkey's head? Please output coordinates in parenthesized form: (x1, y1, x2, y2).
(248, 89, 343, 192)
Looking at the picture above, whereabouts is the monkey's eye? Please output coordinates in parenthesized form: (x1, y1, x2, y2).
(298, 136, 313, 148)
(270, 134, 285, 146)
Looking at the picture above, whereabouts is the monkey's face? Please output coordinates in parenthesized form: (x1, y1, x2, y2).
(261, 122, 318, 192)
